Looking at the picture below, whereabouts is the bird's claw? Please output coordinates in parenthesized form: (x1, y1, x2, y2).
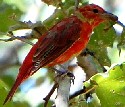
(55, 71, 75, 85)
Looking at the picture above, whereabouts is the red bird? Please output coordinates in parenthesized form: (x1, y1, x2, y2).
(4, 4, 118, 104)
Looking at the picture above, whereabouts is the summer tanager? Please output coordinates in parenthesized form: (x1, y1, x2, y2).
(4, 4, 118, 104)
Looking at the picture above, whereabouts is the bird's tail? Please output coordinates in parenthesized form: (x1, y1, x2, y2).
(3, 74, 24, 104)
(3, 64, 40, 105)
(3, 42, 39, 104)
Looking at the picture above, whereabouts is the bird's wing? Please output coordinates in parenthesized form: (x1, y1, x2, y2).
(32, 16, 82, 69)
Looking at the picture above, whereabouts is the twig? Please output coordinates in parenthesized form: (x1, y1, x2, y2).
(43, 83, 58, 107)
(75, 0, 80, 10)
(69, 88, 85, 100)
(7, 31, 34, 46)
(0, 21, 47, 45)
(69, 85, 97, 100)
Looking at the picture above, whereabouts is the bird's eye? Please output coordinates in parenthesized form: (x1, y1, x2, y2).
(92, 9, 99, 13)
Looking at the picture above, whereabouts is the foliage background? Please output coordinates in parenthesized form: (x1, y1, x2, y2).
(0, 0, 125, 107)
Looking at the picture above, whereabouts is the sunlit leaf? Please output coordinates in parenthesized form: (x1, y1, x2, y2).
(90, 63, 125, 107)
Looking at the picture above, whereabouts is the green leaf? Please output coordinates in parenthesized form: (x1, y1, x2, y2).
(87, 22, 117, 66)
(0, 3, 22, 32)
(91, 63, 125, 107)
(117, 28, 125, 48)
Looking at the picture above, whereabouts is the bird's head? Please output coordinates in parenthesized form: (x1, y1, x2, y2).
(77, 4, 118, 27)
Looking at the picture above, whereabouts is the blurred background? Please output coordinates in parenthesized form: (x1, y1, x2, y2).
(0, 0, 125, 107)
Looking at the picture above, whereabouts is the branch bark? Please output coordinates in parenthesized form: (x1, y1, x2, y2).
(55, 72, 74, 107)
(77, 54, 98, 80)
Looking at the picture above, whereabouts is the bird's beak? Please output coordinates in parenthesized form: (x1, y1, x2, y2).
(101, 11, 118, 22)
(101, 12, 125, 29)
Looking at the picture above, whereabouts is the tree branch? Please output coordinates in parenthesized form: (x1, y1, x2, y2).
(54, 72, 74, 107)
